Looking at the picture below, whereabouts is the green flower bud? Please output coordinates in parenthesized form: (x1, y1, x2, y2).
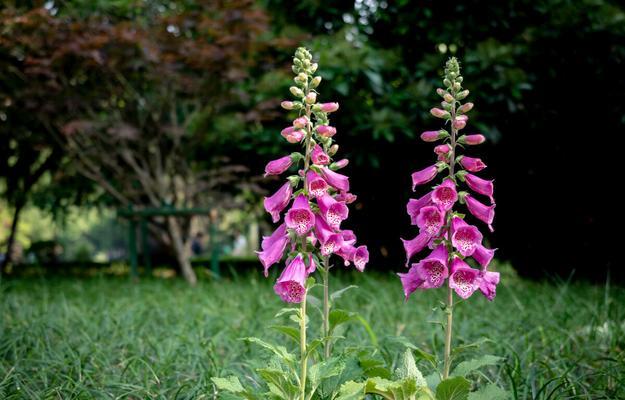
(289, 86, 304, 97)
(443, 93, 454, 103)
(311, 76, 322, 88)
(456, 90, 469, 100)
(328, 144, 339, 156)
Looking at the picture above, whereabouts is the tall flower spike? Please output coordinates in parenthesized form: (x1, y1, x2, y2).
(258, 47, 368, 310)
(399, 57, 500, 380)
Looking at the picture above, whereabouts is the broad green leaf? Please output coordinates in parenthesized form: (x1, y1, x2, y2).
(330, 285, 358, 301)
(329, 309, 353, 332)
(308, 356, 346, 388)
(451, 338, 491, 356)
(319, 353, 364, 399)
(274, 308, 299, 318)
(242, 337, 295, 364)
(270, 325, 300, 344)
(436, 376, 471, 400)
(336, 381, 365, 400)
(258, 367, 297, 399)
(211, 376, 245, 393)
(467, 384, 510, 400)
(451, 355, 503, 377)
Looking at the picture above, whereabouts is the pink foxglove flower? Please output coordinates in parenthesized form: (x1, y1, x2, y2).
(415, 244, 449, 289)
(257, 224, 289, 276)
(411, 165, 438, 190)
(317, 102, 339, 112)
(449, 257, 479, 299)
(451, 217, 483, 257)
(332, 159, 349, 170)
(434, 144, 451, 161)
(264, 155, 293, 177)
(293, 116, 309, 129)
(314, 216, 344, 256)
(459, 156, 486, 172)
(306, 170, 328, 198)
(459, 134, 485, 145)
(335, 191, 357, 204)
(317, 194, 348, 230)
(401, 232, 430, 265)
(464, 173, 494, 203)
(320, 167, 350, 192)
(473, 244, 496, 268)
(281, 126, 305, 143)
(464, 193, 495, 232)
(407, 192, 433, 225)
(477, 269, 500, 301)
(421, 130, 446, 142)
(398, 267, 423, 300)
(416, 205, 445, 237)
(432, 179, 458, 211)
(285, 195, 315, 236)
(264, 182, 292, 223)
(311, 144, 330, 165)
(353, 246, 369, 272)
(316, 125, 337, 137)
(274, 254, 308, 303)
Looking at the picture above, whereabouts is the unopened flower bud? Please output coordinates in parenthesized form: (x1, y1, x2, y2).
(293, 116, 309, 129)
(453, 118, 466, 130)
(458, 102, 474, 113)
(317, 102, 339, 113)
(443, 78, 452, 87)
(420, 130, 448, 142)
(281, 101, 295, 110)
(311, 63, 318, 73)
(311, 76, 322, 88)
(304, 92, 317, 104)
(296, 72, 308, 82)
(287, 175, 301, 187)
(281, 126, 305, 143)
(434, 144, 451, 160)
(430, 108, 450, 119)
(456, 90, 469, 100)
(437, 88, 446, 97)
(328, 144, 339, 156)
(316, 125, 336, 137)
(442, 102, 452, 111)
(443, 93, 454, 103)
(330, 159, 349, 170)
(453, 82, 461, 91)
(458, 134, 486, 145)
(290, 86, 304, 97)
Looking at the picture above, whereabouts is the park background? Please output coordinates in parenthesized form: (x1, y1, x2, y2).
(1, 0, 624, 399)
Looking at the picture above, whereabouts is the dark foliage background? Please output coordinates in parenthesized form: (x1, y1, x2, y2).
(2, 0, 624, 280)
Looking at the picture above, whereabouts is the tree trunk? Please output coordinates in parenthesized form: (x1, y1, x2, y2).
(167, 216, 197, 286)
(1, 200, 24, 275)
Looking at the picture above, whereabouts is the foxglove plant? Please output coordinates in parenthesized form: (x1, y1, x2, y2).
(399, 57, 499, 380)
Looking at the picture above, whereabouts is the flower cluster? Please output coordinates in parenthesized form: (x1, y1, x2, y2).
(258, 47, 368, 303)
(399, 57, 499, 301)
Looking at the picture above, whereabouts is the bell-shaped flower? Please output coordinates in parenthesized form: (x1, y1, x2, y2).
(477, 269, 500, 301)
(341, 230, 357, 246)
(264, 155, 293, 177)
(434, 144, 451, 161)
(316, 125, 337, 138)
(414, 244, 449, 289)
(317, 194, 348, 229)
(465, 173, 494, 203)
(281, 126, 305, 143)
(459, 156, 486, 172)
(416, 205, 445, 237)
(449, 257, 479, 299)
(432, 179, 458, 211)
(407, 192, 433, 225)
(264, 182, 292, 223)
(398, 266, 424, 300)
(314, 216, 344, 256)
(285, 195, 315, 235)
(411, 165, 438, 190)
(306, 253, 317, 274)
(451, 217, 483, 256)
(473, 244, 496, 269)
(293, 116, 309, 129)
(320, 167, 350, 192)
(257, 224, 288, 276)
(306, 170, 328, 198)
(401, 232, 430, 265)
(274, 254, 308, 303)
(465, 193, 495, 232)
(353, 245, 369, 272)
(311, 144, 330, 165)
(336, 191, 357, 204)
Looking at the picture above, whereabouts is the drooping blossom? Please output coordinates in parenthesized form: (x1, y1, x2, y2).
(434, 144, 451, 161)
(314, 216, 343, 256)
(472, 244, 496, 269)
(464, 173, 494, 203)
(306, 170, 328, 198)
(264, 155, 293, 177)
(257, 224, 289, 276)
(411, 165, 438, 190)
(459, 156, 486, 172)
(353, 246, 369, 272)
(274, 254, 308, 303)
(398, 267, 422, 300)
(285, 195, 315, 235)
(293, 116, 309, 129)
(415, 244, 449, 289)
(477, 269, 500, 301)
(320, 167, 350, 192)
(451, 217, 483, 257)
(465, 193, 495, 232)
(264, 182, 292, 223)
(316, 125, 337, 137)
(448, 257, 479, 299)
(401, 232, 430, 265)
(416, 205, 445, 237)
(432, 179, 458, 211)
(317, 102, 339, 112)
(317, 194, 348, 230)
(281, 126, 305, 143)
(407, 192, 433, 225)
(311, 144, 330, 165)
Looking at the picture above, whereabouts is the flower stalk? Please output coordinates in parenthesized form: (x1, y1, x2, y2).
(322, 257, 331, 359)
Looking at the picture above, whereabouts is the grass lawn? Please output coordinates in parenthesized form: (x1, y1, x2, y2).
(1, 265, 624, 399)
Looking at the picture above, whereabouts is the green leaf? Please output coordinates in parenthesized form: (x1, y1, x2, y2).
(308, 356, 346, 388)
(242, 337, 295, 364)
(394, 349, 427, 387)
(274, 307, 299, 318)
(211, 376, 245, 394)
(336, 381, 366, 400)
(436, 377, 471, 400)
(329, 309, 354, 332)
(451, 355, 503, 377)
(467, 384, 510, 400)
(269, 325, 300, 344)
(330, 285, 358, 301)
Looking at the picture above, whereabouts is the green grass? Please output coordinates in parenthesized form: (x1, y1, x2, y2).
(1, 265, 624, 399)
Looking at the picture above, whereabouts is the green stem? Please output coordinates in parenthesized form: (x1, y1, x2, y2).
(299, 289, 308, 400)
(322, 257, 330, 359)
(443, 82, 458, 380)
